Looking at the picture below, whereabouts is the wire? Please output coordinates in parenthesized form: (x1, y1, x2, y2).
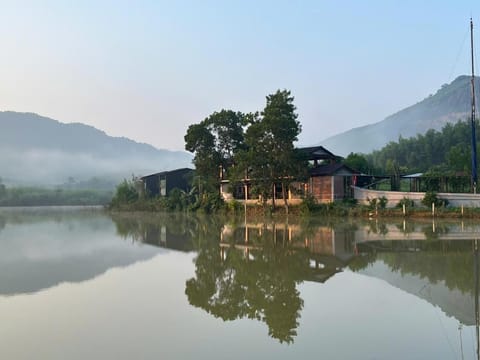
(448, 24, 469, 82)
(421, 283, 459, 359)
(433, 296, 460, 359)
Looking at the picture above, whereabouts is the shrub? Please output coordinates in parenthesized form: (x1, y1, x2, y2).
(367, 196, 388, 210)
(396, 197, 414, 209)
(111, 179, 139, 206)
(227, 199, 243, 213)
(340, 198, 358, 207)
(421, 191, 448, 208)
(378, 196, 388, 209)
(299, 194, 317, 215)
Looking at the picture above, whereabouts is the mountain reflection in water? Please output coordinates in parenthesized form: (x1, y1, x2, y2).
(0, 208, 162, 296)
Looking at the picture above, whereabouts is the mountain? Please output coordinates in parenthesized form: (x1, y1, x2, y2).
(0, 111, 192, 186)
(321, 75, 478, 156)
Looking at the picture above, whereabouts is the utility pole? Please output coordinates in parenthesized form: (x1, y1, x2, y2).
(471, 18, 478, 193)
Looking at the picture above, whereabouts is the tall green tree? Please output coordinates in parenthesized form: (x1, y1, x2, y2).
(184, 109, 246, 194)
(242, 90, 302, 213)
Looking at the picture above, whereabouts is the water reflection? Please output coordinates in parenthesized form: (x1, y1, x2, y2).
(0, 207, 161, 296)
(3, 208, 480, 355)
(110, 213, 480, 350)
(186, 227, 309, 344)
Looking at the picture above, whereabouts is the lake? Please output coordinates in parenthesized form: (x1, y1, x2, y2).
(0, 207, 479, 359)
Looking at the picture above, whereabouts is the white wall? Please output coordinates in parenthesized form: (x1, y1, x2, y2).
(353, 186, 480, 208)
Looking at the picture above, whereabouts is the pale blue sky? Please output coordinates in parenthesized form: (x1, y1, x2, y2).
(0, 0, 478, 150)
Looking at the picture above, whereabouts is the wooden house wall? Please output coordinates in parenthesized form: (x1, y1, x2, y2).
(310, 176, 333, 203)
(333, 176, 345, 200)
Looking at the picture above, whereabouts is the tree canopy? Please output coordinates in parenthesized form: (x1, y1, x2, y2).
(184, 109, 247, 192)
(184, 90, 304, 210)
(360, 120, 478, 176)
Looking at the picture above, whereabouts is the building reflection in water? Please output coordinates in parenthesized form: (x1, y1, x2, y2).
(111, 214, 480, 350)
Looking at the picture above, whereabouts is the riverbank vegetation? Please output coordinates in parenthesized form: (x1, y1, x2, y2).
(109, 177, 480, 219)
(0, 185, 112, 206)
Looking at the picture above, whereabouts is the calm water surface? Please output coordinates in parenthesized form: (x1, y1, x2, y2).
(1, 207, 479, 359)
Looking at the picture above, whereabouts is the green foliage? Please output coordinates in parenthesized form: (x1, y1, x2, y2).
(396, 197, 415, 209)
(182, 90, 310, 213)
(109, 179, 227, 213)
(344, 152, 373, 174)
(378, 196, 388, 209)
(193, 192, 225, 213)
(367, 120, 478, 175)
(227, 199, 243, 213)
(299, 194, 317, 215)
(298, 197, 359, 217)
(111, 179, 139, 206)
(421, 191, 449, 207)
(367, 196, 388, 210)
(238, 90, 304, 212)
(164, 188, 188, 211)
(340, 197, 358, 207)
(184, 110, 247, 193)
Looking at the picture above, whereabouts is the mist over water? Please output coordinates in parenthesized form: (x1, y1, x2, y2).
(0, 147, 189, 186)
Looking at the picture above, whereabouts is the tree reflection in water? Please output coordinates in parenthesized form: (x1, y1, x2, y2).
(185, 225, 311, 344)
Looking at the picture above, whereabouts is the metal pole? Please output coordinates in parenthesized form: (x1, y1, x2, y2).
(471, 18, 478, 193)
(475, 239, 479, 360)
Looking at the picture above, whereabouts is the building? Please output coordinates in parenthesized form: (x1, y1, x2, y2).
(220, 146, 358, 204)
(140, 168, 194, 197)
(307, 162, 358, 202)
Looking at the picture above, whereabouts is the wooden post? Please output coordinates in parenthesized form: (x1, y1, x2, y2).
(244, 183, 248, 214)
(432, 202, 435, 216)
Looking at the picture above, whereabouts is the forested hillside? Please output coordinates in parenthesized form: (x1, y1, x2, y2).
(358, 120, 475, 175)
(322, 76, 479, 155)
(0, 111, 192, 186)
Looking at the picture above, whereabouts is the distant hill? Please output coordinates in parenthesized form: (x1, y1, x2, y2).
(0, 111, 192, 186)
(321, 75, 478, 156)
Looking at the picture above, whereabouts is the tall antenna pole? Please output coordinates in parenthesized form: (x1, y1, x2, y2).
(471, 18, 478, 193)
(475, 239, 479, 360)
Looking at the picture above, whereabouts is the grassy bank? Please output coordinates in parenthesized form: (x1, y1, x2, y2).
(109, 196, 480, 220)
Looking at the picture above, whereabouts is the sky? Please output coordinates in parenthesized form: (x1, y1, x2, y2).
(0, 0, 479, 151)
